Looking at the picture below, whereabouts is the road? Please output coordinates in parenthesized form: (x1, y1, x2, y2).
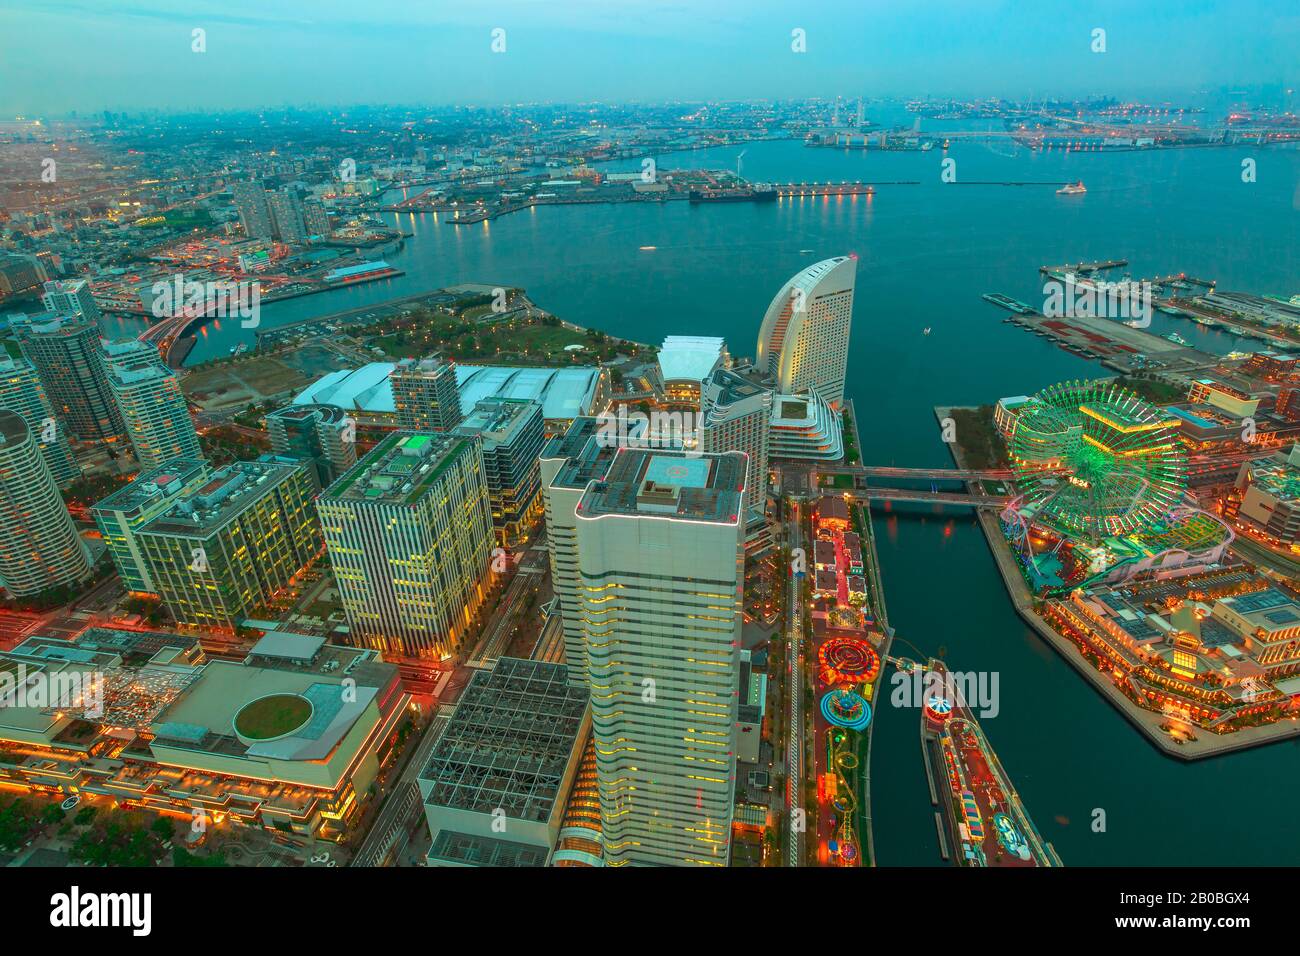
(784, 499, 805, 867)
(351, 714, 450, 867)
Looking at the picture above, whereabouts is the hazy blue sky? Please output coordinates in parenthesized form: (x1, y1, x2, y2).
(1, 0, 1297, 115)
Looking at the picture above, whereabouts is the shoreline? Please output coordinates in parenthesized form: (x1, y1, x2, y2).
(935, 404, 1300, 762)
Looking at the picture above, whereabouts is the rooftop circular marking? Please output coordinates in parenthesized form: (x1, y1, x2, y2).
(233, 693, 314, 743)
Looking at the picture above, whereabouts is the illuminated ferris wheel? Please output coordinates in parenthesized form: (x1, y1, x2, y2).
(1009, 380, 1187, 539)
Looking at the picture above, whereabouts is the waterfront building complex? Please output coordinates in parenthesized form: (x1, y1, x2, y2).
(91, 459, 213, 597)
(265, 403, 357, 488)
(267, 187, 308, 243)
(1226, 446, 1300, 550)
(15, 315, 125, 442)
(756, 256, 857, 407)
(0, 410, 92, 597)
(390, 356, 463, 432)
(768, 389, 844, 460)
(0, 628, 408, 839)
(0, 356, 80, 487)
(317, 432, 495, 659)
(108, 360, 202, 469)
(574, 448, 746, 866)
(134, 458, 321, 630)
(418, 657, 590, 866)
(453, 398, 546, 547)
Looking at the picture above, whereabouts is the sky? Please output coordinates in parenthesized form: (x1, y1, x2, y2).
(0, 0, 1297, 115)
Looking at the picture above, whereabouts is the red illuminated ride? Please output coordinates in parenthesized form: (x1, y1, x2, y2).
(818, 636, 880, 687)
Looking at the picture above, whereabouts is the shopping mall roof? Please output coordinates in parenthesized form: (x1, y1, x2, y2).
(294, 362, 604, 421)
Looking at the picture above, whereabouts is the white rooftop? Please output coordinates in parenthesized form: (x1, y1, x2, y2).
(658, 335, 728, 384)
(294, 362, 604, 421)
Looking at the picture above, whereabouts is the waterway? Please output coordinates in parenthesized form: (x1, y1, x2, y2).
(181, 134, 1300, 865)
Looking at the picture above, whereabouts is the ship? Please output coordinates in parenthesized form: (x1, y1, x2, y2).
(689, 184, 777, 203)
(1164, 332, 1190, 346)
(1057, 181, 1087, 195)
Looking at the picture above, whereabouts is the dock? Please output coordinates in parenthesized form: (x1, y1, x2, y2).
(772, 181, 883, 196)
(1039, 258, 1128, 275)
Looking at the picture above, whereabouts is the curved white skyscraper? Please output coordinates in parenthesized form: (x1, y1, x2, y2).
(756, 256, 857, 407)
(0, 410, 91, 596)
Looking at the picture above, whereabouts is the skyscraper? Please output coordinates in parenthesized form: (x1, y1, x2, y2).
(453, 398, 545, 548)
(0, 410, 92, 597)
(91, 458, 212, 597)
(390, 356, 462, 432)
(574, 448, 746, 866)
(230, 180, 275, 240)
(303, 199, 332, 239)
(16, 315, 125, 441)
(540, 417, 624, 687)
(756, 256, 857, 407)
(0, 356, 80, 487)
(317, 432, 494, 658)
(108, 361, 202, 469)
(135, 457, 321, 630)
(265, 403, 357, 488)
(41, 278, 102, 323)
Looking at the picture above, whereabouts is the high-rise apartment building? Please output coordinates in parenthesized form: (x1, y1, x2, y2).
(41, 278, 102, 322)
(0, 356, 80, 487)
(267, 187, 308, 243)
(265, 403, 357, 488)
(574, 448, 746, 866)
(317, 432, 494, 658)
(0, 410, 92, 597)
(91, 458, 212, 596)
(16, 315, 125, 441)
(303, 199, 332, 239)
(390, 356, 462, 432)
(135, 457, 321, 630)
(453, 398, 545, 547)
(756, 256, 857, 407)
(230, 180, 276, 240)
(109, 361, 202, 468)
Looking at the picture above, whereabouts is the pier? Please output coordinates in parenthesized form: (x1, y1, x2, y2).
(1039, 258, 1128, 275)
(772, 181, 883, 196)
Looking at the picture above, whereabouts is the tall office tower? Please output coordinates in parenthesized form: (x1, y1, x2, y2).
(755, 255, 857, 407)
(540, 418, 620, 687)
(0, 356, 80, 487)
(91, 458, 211, 597)
(453, 398, 545, 548)
(16, 315, 125, 441)
(230, 179, 275, 240)
(575, 449, 746, 866)
(267, 187, 307, 242)
(108, 361, 202, 469)
(0, 410, 92, 597)
(135, 457, 321, 630)
(40, 278, 102, 323)
(303, 199, 332, 239)
(0, 253, 42, 295)
(390, 356, 462, 432)
(317, 432, 494, 659)
(265, 403, 357, 488)
(699, 366, 771, 510)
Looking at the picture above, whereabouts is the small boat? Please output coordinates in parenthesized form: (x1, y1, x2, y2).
(1057, 181, 1087, 195)
(639, 245, 657, 251)
(923, 327, 932, 335)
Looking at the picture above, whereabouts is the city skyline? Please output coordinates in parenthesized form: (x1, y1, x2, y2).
(1, 0, 1297, 115)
